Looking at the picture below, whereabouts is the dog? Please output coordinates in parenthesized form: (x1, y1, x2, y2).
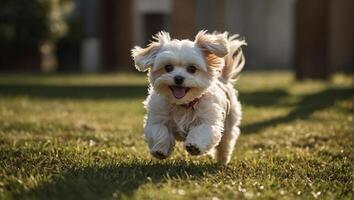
(131, 30, 246, 165)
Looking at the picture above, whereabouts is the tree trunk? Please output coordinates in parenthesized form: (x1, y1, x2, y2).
(295, 0, 330, 80)
(101, 0, 133, 70)
(172, 0, 196, 39)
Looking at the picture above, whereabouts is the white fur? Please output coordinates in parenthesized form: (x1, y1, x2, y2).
(132, 30, 246, 165)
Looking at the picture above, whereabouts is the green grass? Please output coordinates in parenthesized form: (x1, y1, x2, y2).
(0, 71, 352, 200)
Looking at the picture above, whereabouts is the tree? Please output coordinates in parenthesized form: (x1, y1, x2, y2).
(0, 0, 73, 70)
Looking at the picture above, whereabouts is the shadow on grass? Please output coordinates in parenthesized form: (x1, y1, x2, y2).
(240, 89, 289, 107)
(0, 84, 148, 99)
(20, 161, 220, 199)
(0, 83, 288, 104)
(1, 83, 351, 135)
(241, 87, 353, 134)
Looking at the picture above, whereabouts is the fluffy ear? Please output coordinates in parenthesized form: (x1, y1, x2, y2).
(131, 31, 171, 72)
(194, 30, 228, 57)
(131, 43, 160, 72)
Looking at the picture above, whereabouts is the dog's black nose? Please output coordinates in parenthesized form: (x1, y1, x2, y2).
(174, 76, 184, 85)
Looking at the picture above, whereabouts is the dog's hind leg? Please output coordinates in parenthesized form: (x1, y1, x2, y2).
(215, 125, 240, 165)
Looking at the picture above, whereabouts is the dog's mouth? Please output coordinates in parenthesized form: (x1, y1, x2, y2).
(169, 86, 190, 99)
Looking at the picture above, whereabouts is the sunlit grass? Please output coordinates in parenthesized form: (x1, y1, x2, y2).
(0, 71, 352, 199)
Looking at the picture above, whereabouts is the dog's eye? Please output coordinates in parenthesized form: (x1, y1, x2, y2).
(187, 65, 197, 74)
(164, 65, 174, 73)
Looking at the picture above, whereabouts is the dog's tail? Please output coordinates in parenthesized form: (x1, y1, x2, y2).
(221, 34, 246, 83)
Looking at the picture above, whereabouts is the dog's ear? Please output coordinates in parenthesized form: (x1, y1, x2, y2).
(131, 31, 171, 72)
(131, 43, 160, 72)
(195, 30, 228, 58)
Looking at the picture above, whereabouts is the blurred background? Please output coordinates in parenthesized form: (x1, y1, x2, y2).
(0, 0, 352, 79)
(0, 1, 353, 198)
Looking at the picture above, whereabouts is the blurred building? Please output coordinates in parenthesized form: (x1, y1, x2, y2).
(71, 0, 352, 74)
(1, 0, 352, 75)
(76, 0, 296, 71)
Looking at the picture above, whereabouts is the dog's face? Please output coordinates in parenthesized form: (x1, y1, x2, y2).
(131, 31, 228, 104)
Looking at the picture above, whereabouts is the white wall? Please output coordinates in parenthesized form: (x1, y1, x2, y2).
(225, 0, 295, 69)
(265, 0, 295, 69)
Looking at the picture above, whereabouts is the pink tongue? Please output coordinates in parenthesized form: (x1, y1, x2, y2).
(171, 86, 186, 99)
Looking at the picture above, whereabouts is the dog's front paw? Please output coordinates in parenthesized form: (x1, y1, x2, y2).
(151, 150, 168, 159)
(185, 143, 201, 155)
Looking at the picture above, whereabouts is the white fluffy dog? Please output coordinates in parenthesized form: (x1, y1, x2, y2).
(131, 30, 246, 165)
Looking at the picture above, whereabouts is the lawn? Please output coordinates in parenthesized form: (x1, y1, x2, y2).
(0, 71, 352, 200)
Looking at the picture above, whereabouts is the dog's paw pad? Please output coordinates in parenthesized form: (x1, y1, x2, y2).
(186, 144, 201, 155)
(151, 151, 167, 160)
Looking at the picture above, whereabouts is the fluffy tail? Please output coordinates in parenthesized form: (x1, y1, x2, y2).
(221, 34, 247, 83)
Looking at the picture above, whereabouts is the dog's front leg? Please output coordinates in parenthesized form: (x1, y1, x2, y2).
(145, 123, 175, 159)
(184, 124, 222, 156)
